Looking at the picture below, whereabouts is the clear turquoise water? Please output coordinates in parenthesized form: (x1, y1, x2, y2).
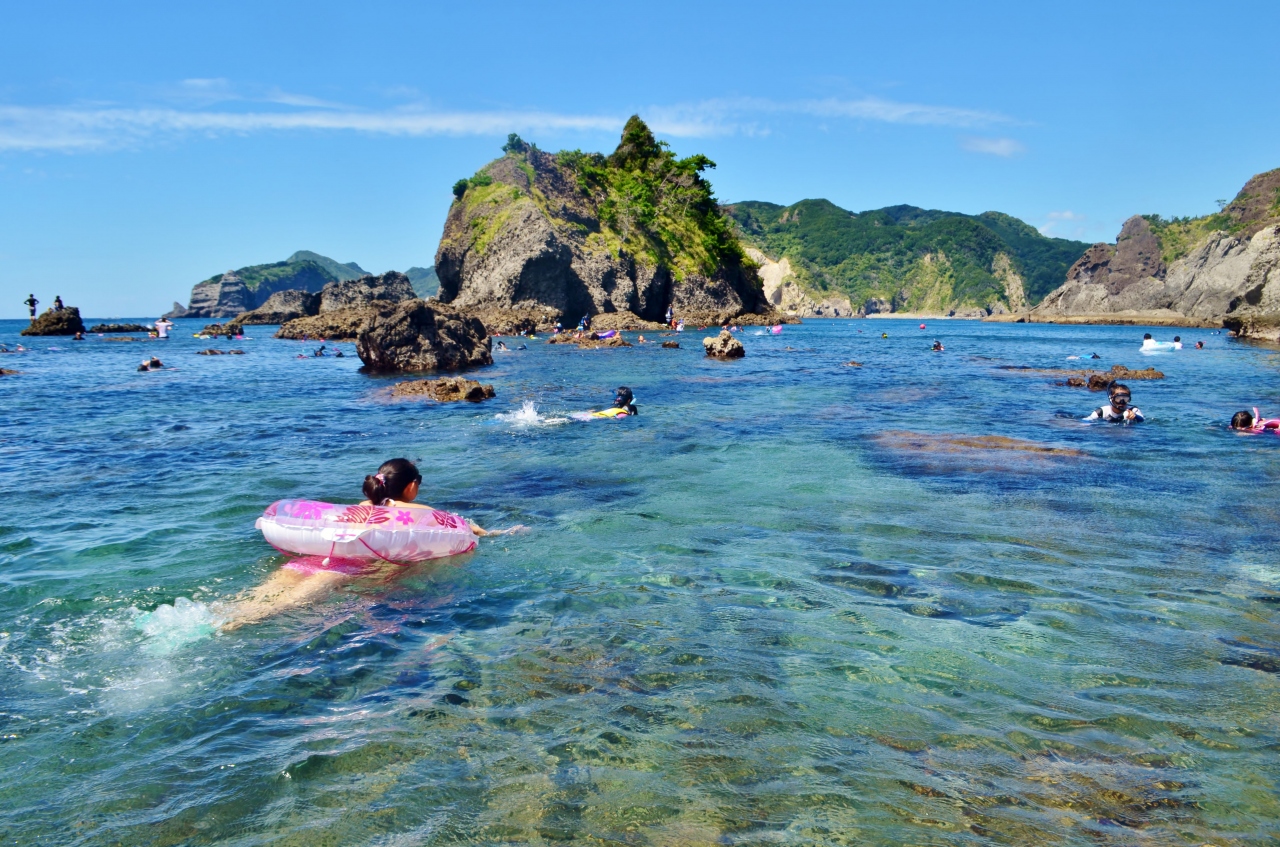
(1, 318, 1278, 846)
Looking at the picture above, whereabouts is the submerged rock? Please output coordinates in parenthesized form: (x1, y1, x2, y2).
(0, 368, 20, 376)
(392, 376, 495, 402)
(661, 340, 680, 349)
(196, 349, 246, 355)
(89, 323, 150, 333)
(702, 329, 745, 359)
(356, 299, 492, 373)
(22, 307, 85, 336)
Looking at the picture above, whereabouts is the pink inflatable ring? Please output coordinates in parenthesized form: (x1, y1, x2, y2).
(256, 500, 478, 566)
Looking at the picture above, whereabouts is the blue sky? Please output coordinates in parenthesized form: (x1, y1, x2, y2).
(2, 0, 1277, 318)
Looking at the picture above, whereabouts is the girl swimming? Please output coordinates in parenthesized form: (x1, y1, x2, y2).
(220, 459, 525, 629)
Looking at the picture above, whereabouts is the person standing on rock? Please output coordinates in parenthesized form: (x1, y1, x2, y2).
(24, 294, 38, 320)
(53, 296, 64, 312)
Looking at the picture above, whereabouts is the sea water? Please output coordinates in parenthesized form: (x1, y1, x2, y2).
(1, 318, 1278, 845)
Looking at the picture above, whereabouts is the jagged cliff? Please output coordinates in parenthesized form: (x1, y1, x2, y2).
(1032, 169, 1280, 333)
(434, 118, 775, 327)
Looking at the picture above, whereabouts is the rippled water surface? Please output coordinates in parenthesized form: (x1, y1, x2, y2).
(2, 318, 1279, 845)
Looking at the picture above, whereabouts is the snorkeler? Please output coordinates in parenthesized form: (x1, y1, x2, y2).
(1085, 383, 1143, 423)
(1230, 409, 1280, 433)
(590, 386, 638, 418)
(220, 459, 526, 630)
(931, 340, 944, 351)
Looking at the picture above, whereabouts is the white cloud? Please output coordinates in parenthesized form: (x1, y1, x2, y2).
(961, 136, 1026, 157)
(0, 89, 1020, 152)
(1039, 210, 1088, 237)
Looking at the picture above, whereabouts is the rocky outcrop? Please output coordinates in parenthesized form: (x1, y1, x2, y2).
(196, 349, 246, 355)
(702, 329, 745, 359)
(661, 340, 680, 349)
(89, 323, 150, 333)
(318, 272, 415, 312)
(392, 376, 495, 401)
(239, 272, 415, 327)
(435, 118, 778, 330)
(236, 290, 320, 325)
(356, 300, 492, 373)
(1033, 169, 1280, 328)
(22, 307, 85, 336)
(547, 331, 632, 349)
(276, 305, 388, 340)
(0, 368, 20, 376)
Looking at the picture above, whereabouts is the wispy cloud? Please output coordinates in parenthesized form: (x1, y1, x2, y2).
(960, 136, 1026, 157)
(0, 104, 625, 152)
(1039, 210, 1087, 238)
(647, 96, 1013, 137)
(0, 87, 1019, 152)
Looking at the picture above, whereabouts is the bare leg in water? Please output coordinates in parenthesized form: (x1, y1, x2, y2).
(218, 568, 352, 631)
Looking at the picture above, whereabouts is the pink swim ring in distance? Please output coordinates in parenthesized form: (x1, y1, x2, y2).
(256, 500, 478, 567)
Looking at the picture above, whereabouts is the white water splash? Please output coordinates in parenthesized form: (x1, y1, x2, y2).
(495, 400, 567, 426)
(132, 597, 222, 654)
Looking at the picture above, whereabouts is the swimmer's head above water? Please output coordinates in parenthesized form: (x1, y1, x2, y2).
(1231, 410, 1254, 430)
(363, 458, 423, 506)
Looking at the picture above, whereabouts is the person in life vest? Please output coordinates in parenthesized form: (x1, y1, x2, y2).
(1085, 383, 1143, 423)
(591, 386, 638, 418)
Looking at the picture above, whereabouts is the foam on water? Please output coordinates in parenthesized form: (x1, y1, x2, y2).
(132, 597, 222, 654)
(495, 399, 568, 426)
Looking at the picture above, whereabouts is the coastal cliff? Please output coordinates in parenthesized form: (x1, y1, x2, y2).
(434, 118, 775, 328)
(165, 251, 369, 319)
(1031, 168, 1280, 334)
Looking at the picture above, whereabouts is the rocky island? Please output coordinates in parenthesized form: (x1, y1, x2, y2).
(433, 119, 779, 330)
(1030, 168, 1280, 339)
(164, 251, 371, 319)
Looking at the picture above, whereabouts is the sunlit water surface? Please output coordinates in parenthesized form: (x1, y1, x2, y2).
(1, 318, 1278, 846)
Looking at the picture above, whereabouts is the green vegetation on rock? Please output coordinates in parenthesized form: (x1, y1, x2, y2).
(724, 199, 1089, 310)
(449, 116, 749, 284)
(1143, 168, 1280, 266)
(202, 260, 333, 293)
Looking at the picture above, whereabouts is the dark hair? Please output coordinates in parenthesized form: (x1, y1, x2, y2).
(363, 458, 422, 505)
(1231, 410, 1254, 429)
(1173, 336, 1181, 342)
(614, 386, 634, 406)
(1109, 383, 1131, 398)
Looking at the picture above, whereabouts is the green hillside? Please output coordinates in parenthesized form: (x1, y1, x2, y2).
(202, 251, 369, 294)
(203, 259, 333, 292)
(406, 266, 439, 298)
(724, 199, 1089, 311)
(286, 250, 367, 281)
